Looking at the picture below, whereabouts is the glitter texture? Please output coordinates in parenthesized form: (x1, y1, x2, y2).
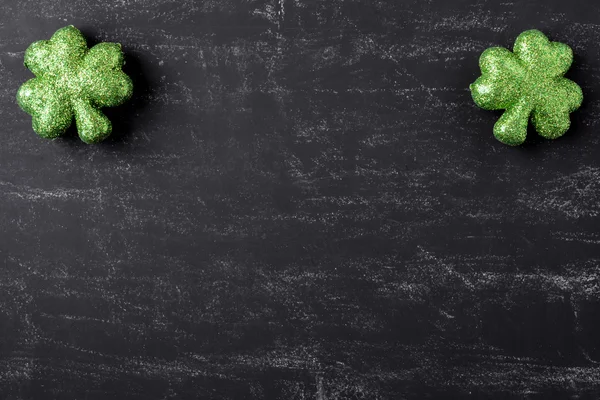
(17, 26, 133, 144)
(470, 30, 583, 146)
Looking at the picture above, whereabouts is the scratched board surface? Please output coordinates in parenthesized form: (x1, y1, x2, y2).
(0, 0, 600, 399)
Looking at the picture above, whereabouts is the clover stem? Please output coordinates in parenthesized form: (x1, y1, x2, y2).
(493, 98, 533, 146)
(72, 98, 112, 144)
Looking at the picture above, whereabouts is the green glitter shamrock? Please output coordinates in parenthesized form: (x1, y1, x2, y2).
(17, 26, 133, 144)
(470, 30, 583, 146)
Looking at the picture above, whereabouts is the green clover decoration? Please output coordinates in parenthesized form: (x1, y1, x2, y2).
(17, 26, 133, 144)
(470, 30, 583, 146)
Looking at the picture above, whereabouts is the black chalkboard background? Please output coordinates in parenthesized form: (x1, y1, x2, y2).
(1, 0, 600, 399)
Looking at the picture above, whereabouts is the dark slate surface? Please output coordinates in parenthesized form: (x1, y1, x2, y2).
(1, 0, 600, 399)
